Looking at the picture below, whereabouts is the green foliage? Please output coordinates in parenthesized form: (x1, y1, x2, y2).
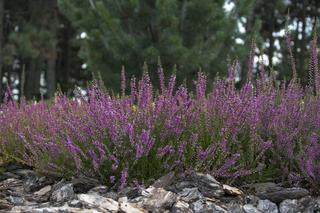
(58, 0, 249, 91)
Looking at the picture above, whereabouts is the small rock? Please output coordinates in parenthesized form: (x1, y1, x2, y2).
(34, 185, 52, 196)
(88, 185, 109, 195)
(0, 199, 12, 210)
(257, 187, 309, 203)
(245, 182, 278, 193)
(190, 200, 206, 212)
(78, 193, 119, 212)
(0, 178, 23, 190)
(103, 191, 119, 201)
(171, 201, 192, 213)
(120, 186, 143, 199)
(140, 186, 178, 211)
(10, 205, 103, 213)
(223, 184, 244, 196)
(120, 201, 146, 213)
(7, 196, 24, 205)
(206, 201, 228, 213)
(5, 163, 27, 172)
(169, 181, 194, 192)
(14, 169, 36, 179)
(118, 196, 128, 203)
(50, 183, 75, 203)
(243, 204, 261, 213)
(227, 202, 245, 213)
(72, 176, 100, 193)
(279, 199, 299, 213)
(190, 200, 227, 213)
(257, 199, 278, 213)
(9, 205, 33, 213)
(23, 176, 38, 192)
(68, 199, 83, 208)
(0, 172, 20, 181)
(152, 172, 176, 188)
(36, 201, 51, 208)
(178, 187, 203, 203)
(245, 195, 260, 206)
(24, 176, 50, 193)
(299, 196, 320, 212)
(188, 172, 225, 198)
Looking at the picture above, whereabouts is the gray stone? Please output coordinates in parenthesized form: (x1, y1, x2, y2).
(0, 178, 23, 191)
(7, 196, 24, 205)
(88, 185, 109, 195)
(119, 201, 146, 213)
(245, 195, 260, 206)
(23, 176, 39, 192)
(5, 163, 26, 172)
(243, 204, 261, 213)
(152, 172, 176, 188)
(257, 187, 309, 203)
(0, 172, 20, 181)
(14, 169, 36, 179)
(71, 176, 100, 193)
(298, 196, 320, 212)
(0, 199, 13, 210)
(223, 184, 244, 196)
(120, 186, 143, 199)
(245, 182, 278, 193)
(178, 187, 203, 203)
(228, 203, 245, 213)
(78, 193, 119, 212)
(24, 176, 52, 193)
(35, 202, 51, 208)
(50, 183, 75, 203)
(118, 196, 128, 203)
(190, 200, 227, 213)
(190, 200, 206, 212)
(171, 201, 192, 213)
(257, 199, 278, 213)
(34, 185, 52, 196)
(279, 199, 299, 213)
(10, 205, 104, 213)
(140, 186, 178, 211)
(68, 199, 83, 208)
(188, 172, 225, 198)
(206, 201, 228, 213)
(103, 191, 119, 201)
(169, 181, 194, 192)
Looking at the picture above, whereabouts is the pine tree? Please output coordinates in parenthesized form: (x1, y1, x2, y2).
(58, 0, 246, 91)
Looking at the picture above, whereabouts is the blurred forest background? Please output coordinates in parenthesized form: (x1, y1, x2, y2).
(0, 0, 319, 100)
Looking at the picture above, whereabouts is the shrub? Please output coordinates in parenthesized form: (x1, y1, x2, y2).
(1, 34, 320, 191)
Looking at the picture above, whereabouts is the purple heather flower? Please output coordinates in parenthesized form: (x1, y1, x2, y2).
(158, 66, 165, 94)
(110, 176, 115, 184)
(157, 144, 174, 158)
(285, 29, 297, 81)
(119, 167, 128, 191)
(121, 66, 126, 97)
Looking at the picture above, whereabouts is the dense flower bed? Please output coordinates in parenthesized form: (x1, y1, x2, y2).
(1, 35, 320, 191)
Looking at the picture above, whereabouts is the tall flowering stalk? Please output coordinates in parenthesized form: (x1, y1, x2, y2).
(247, 38, 256, 83)
(285, 26, 297, 82)
(121, 66, 126, 97)
(310, 27, 319, 95)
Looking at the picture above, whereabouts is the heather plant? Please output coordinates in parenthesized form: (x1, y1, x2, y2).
(1, 33, 320, 192)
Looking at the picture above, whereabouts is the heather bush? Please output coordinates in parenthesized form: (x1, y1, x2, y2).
(1, 34, 320, 191)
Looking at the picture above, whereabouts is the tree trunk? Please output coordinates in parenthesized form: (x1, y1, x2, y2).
(47, 49, 57, 98)
(0, 0, 4, 98)
(25, 58, 41, 100)
(46, 0, 58, 98)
